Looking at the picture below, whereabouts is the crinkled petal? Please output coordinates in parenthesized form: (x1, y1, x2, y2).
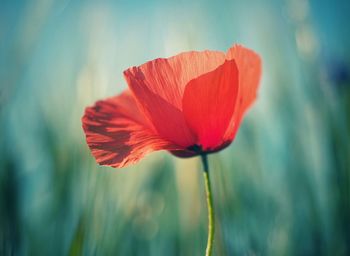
(82, 90, 179, 168)
(123, 50, 225, 147)
(224, 45, 262, 141)
(182, 59, 239, 150)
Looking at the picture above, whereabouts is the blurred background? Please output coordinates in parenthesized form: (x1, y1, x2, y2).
(1, 0, 349, 255)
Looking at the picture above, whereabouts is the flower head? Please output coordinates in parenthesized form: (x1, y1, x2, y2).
(82, 44, 261, 168)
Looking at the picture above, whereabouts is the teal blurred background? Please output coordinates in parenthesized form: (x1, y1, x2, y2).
(1, 0, 350, 255)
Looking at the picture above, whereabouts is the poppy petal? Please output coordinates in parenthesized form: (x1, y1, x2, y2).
(82, 90, 178, 168)
(123, 50, 225, 147)
(182, 59, 239, 150)
(224, 45, 262, 141)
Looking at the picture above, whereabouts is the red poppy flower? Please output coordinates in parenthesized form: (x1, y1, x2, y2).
(82, 44, 261, 168)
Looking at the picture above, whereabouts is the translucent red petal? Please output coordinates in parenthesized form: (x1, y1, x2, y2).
(224, 45, 262, 141)
(123, 50, 225, 148)
(82, 90, 178, 168)
(182, 60, 239, 150)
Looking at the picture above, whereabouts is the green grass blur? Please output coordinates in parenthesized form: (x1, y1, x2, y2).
(0, 0, 349, 255)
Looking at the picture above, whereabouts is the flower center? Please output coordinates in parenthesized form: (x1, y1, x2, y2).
(187, 144, 203, 153)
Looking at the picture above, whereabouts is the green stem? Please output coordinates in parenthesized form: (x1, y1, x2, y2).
(201, 154, 215, 256)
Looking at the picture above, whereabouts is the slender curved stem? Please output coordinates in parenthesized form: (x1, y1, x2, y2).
(201, 154, 215, 256)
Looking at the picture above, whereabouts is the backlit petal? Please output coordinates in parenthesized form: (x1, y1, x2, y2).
(82, 90, 178, 168)
(182, 60, 239, 150)
(224, 45, 262, 141)
(123, 50, 225, 147)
